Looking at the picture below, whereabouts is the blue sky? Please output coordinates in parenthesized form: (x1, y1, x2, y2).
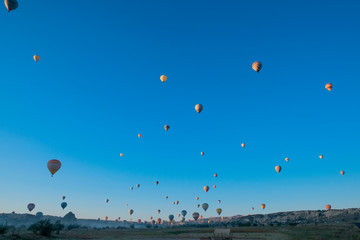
(0, 0, 359, 221)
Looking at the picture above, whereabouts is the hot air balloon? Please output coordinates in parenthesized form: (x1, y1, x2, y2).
(340, 171, 345, 176)
(156, 218, 162, 224)
(214, 185, 216, 189)
(214, 173, 218, 178)
(33, 55, 41, 62)
(285, 157, 289, 162)
(203, 186, 209, 192)
(155, 181, 159, 186)
(120, 153, 124, 157)
(129, 209, 134, 215)
(137, 184, 140, 188)
(325, 204, 331, 210)
(275, 165, 282, 173)
(201, 152, 204, 156)
(180, 217, 185, 222)
(137, 219, 141, 224)
(196, 197, 199, 200)
(252, 61, 262, 73)
(150, 216, 153, 220)
(168, 215, 174, 222)
(192, 212, 199, 221)
(47, 159, 61, 177)
(126, 203, 128, 206)
(172, 202, 175, 205)
(261, 204, 266, 210)
(216, 208, 222, 215)
(160, 75, 167, 83)
(218, 200, 221, 204)
(197, 204, 200, 208)
(27, 203, 35, 212)
(319, 155, 324, 159)
(202, 203, 209, 212)
(176, 200, 179, 205)
(61, 202, 67, 210)
(325, 83, 333, 91)
(138, 134, 142, 138)
(164, 125, 170, 131)
(165, 196, 168, 199)
(195, 104, 203, 114)
(181, 210, 187, 217)
(151, 219, 155, 224)
(62, 196, 66, 200)
(241, 143, 245, 148)
(157, 209, 161, 214)
(4, 0, 18, 12)
(105, 199, 109, 203)
(178, 213, 181, 217)
(130, 186, 133, 190)
(251, 207, 254, 211)
(104, 216, 108, 221)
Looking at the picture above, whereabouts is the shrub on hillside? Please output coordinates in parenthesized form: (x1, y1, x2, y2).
(0, 224, 9, 234)
(28, 219, 53, 237)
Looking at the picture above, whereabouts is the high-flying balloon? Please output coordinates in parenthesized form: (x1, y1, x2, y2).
(137, 184, 140, 188)
(33, 55, 40, 62)
(285, 157, 289, 162)
(138, 134, 142, 138)
(129, 209, 134, 215)
(192, 212, 200, 221)
(319, 155, 324, 159)
(275, 165, 282, 173)
(47, 159, 61, 177)
(172, 202, 175, 205)
(62, 196, 66, 200)
(214, 185, 216, 189)
(252, 61, 262, 73)
(241, 143, 245, 148)
(168, 215, 174, 222)
(261, 204, 266, 209)
(216, 208, 222, 215)
(176, 200, 179, 205)
(181, 210, 187, 217)
(164, 125, 170, 131)
(4, 0, 18, 12)
(165, 196, 168, 199)
(195, 104, 203, 114)
(201, 152, 204, 156)
(27, 203, 35, 212)
(203, 186, 209, 192)
(130, 186, 133, 190)
(218, 200, 221, 204)
(160, 75, 167, 83)
(120, 153, 124, 157)
(251, 207, 254, 211)
(196, 197, 199, 200)
(197, 204, 200, 208)
(155, 181, 159, 185)
(325, 204, 331, 210)
(157, 209, 161, 214)
(325, 83, 333, 91)
(105, 199, 109, 203)
(61, 202, 67, 210)
(214, 173, 218, 178)
(340, 171, 345, 176)
(202, 203, 209, 212)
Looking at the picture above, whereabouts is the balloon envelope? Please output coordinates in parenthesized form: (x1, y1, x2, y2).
(216, 208, 222, 215)
(202, 203, 209, 212)
(325, 83, 333, 91)
(47, 159, 61, 176)
(325, 204, 331, 210)
(261, 204, 266, 209)
(160, 75, 167, 83)
(164, 125, 170, 131)
(203, 186, 209, 192)
(252, 61, 262, 72)
(27, 203, 35, 212)
(241, 143, 245, 148)
(340, 171, 345, 176)
(285, 157, 289, 162)
(61, 202, 67, 210)
(33, 55, 40, 62)
(181, 210, 187, 217)
(195, 104, 203, 114)
(201, 152, 204, 156)
(192, 212, 200, 221)
(214, 173, 218, 178)
(4, 0, 18, 12)
(168, 215, 174, 221)
(275, 165, 282, 173)
(129, 209, 134, 215)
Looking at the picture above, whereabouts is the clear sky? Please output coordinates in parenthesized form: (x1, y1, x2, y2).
(0, 0, 359, 221)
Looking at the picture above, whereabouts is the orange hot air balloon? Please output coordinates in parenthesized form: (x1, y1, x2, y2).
(252, 61, 262, 73)
(241, 143, 245, 148)
(319, 155, 323, 159)
(164, 125, 170, 131)
(128, 209, 134, 215)
(195, 104, 203, 114)
(214, 173, 218, 178)
(275, 165, 282, 173)
(150, 216, 153, 220)
(214, 185, 216, 189)
(196, 196, 199, 200)
(160, 75, 167, 83)
(120, 153, 124, 157)
(126, 203, 128, 206)
(200, 215, 203, 219)
(285, 157, 289, 162)
(325, 204, 331, 210)
(201, 152, 204, 156)
(203, 186, 209, 192)
(47, 159, 61, 177)
(340, 171, 345, 176)
(33, 55, 40, 62)
(325, 83, 333, 91)
(261, 204, 266, 210)
(138, 134, 142, 138)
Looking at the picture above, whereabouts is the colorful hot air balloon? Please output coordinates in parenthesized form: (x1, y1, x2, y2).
(150, 216, 153, 220)
(4, 0, 18, 12)
(180, 217, 185, 222)
(275, 165, 282, 173)
(196, 197, 199, 200)
(27, 203, 35, 212)
(214, 173, 218, 178)
(130, 186, 133, 190)
(61, 202, 67, 210)
(157, 209, 161, 214)
(47, 159, 61, 177)
(151, 220, 155, 224)
(241, 143, 246, 148)
(216, 208, 222, 215)
(251, 207, 254, 211)
(195, 104, 203, 114)
(165, 196, 168, 199)
(192, 212, 200, 221)
(261, 204, 266, 210)
(214, 185, 216, 189)
(156, 218, 162, 224)
(285, 157, 289, 162)
(137, 184, 140, 188)
(200, 215, 203, 219)
(126, 203, 128, 206)
(218, 200, 221, 204)
(160, 75, 167, 83)
(202, 203, 209, 212)
(129, 209, 134, 215)
(172, 202, 175, 205)
(197, 204, 200, 208)
(178, 213, 181, 217)
(319, 155, 324, 159)
(164, 125, 170, 131)
(138, 134, 142, 138)
(325, 83, 333, 91)
(176, 200, 179, 205)
(104, 216, 108, 221)
(203, 186, 209, 192)
(325, 204, 331, 210)
(201, 152, 204, 156)
(252, 61, 262, 73)
(181, 210, 187, 217)
(155, 181, 159, 185)
(33, 55, 40, 62)
(168, 215, 174, 222)
(105, 199, 109, 203)
(137, 219, 141, 224)
(62, 196, 66, 200)
(340, 171, 345, 176)
(120, 153, 124, 157)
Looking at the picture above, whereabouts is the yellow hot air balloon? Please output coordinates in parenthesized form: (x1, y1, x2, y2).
(319, 154, 324, 159)
(33, 55, 40, 62)
(4, 0, 18, 12)
(325, 204, 331, 210)
(201, 152, 204, 156)
(340, 171, 345, 176)
(120, 153, 124, 157)
(195, 104, 203, 114)
(241, 143, 245, 148)
(275, 165, 282, 173)
(203, 186, 209, 192)
(325, 83, 333, 91)
(164, 125, 170, 131)
(216, 208, 222, 215)
(261, 204, 266, 209)
(47, 159, 61, 177)
(252, 61, 262, 73)
(160, 75, 167, 83)
(285, 157, 289, 162)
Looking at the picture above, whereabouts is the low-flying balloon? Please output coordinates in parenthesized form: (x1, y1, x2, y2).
(275, 165, 282, 173)
(325, 204, 331, 210)
(252, 61, 262, 73)
(27, 203, 35, 212)
(216, 208, 222, 215)
(203, 186, 209, 192)
(156, 218, 161, 224)
(137, 219, 141, 224)
(168, 215, 174, 222)
(181, 210, 187, 217)
(202, 203, 209, 212)
(47, 159, 61, 177)
(61, 202, 67, 210)
(261, 204, 266, 209)
(104, 216, 108, 221)
(192, 212, 199, 221)
(195, 104, 203, 114)
(160, 75, 167, 83)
